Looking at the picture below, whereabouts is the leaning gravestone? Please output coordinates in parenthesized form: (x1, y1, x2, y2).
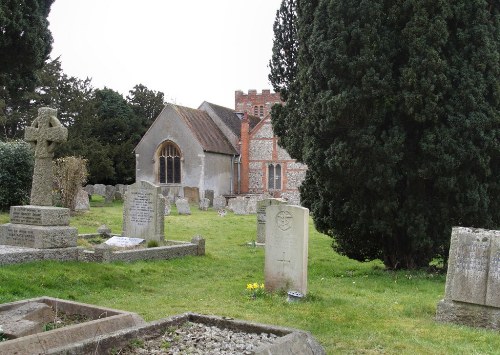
(0, 108, 77, 248)
(436, 227, 500, 329)
(122, 181, 165, 244)
(176, 198, 191, 215)
(265, 205, 309, 295)
(256, 198, 287, 243)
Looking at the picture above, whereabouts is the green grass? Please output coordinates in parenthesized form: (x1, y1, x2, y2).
(1, 201, 500, 354)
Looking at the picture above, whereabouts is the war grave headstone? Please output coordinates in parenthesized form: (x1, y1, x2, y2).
(257, 198, 287, 243)
(436, 227, 500, 329)
(232, 197, 248, 215)
(122, 181, 165, 244)
(199, 198, 210, 211)
(176, 198, 191, 215)
(213, 195, 226, 210)
(0, 107, 78, 249)
(265, 205, 309, 295)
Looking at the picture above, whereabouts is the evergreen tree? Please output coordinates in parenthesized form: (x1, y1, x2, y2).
(127, 84, 165, 132)
(271, 0, 500, 269)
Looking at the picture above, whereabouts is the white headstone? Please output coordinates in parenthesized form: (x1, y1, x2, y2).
(265, 205, 309, 295)
(122, 181, 165, 243)
(256, 198, 287, 243)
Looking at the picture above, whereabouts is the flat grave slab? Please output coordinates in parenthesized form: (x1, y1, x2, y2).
(104, 236, 145, 248)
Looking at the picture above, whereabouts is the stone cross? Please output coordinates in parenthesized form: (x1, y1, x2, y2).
(24, 107, 68, 206)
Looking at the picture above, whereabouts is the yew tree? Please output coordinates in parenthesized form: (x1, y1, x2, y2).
(270, 0, 500, 269)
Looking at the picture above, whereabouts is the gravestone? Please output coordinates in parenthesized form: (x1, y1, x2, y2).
(105, 185, 115, 203)
(205, 190, 214, 207)
(74, 189, 90, 211)
(176, 198, 191, 215)
(122, 181, 165, 243)
(0, 108, 77, 249)
(213, 195, 226, 210)
(164, 201, 171, 216)
(199, 198, 210, 211)
(265, 205, 309, 295)
(436, 227, 500, 329)
(105, 236, 144, 248)
(84, 185, 94, 196)
(232, 197, 248, 215)
(256, 198, 287, 243)
(183, 186, 200, 204)
(93, 184, 106, 197)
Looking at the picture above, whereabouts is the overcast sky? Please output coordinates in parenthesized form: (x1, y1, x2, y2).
(48, 0, 282, 109)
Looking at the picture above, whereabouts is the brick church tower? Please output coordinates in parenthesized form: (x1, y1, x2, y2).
(235, 89, 282, 119)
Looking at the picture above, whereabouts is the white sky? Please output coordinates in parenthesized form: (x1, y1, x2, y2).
(48, 0, 282, 109)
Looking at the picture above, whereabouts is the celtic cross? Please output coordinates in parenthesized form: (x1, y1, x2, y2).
(24, 107, 68, 206)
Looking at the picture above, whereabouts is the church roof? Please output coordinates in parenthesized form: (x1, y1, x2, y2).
(202, 102, 260, 137)
(172, 105, 238, 155)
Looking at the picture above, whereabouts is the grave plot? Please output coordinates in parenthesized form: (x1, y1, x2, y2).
(0, 297, 145, 354)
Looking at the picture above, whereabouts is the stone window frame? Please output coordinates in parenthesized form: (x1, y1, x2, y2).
(268, 163, 282, 191)
(156, 140, 182, 185)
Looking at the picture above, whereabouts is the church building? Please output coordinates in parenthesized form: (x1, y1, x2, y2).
(134, 90, 307, 204)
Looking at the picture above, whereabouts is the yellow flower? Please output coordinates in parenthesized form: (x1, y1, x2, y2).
(253, 283, 259, 289)
(260, 283, 265, 289)
(246, 283, 253, 290)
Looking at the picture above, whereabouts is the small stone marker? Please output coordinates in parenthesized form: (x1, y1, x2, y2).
(24, 107, 68, 206)
(265, 205, 309, 295)
(164, 201, 171, 216)
(122, 180, 165, 243)
(218, 209, 227, 217)
(97, 224, 111, 236)
(256, 198, 287, 243)
(213, 195, 226, 210)
(176, 198, 191, 215)
(436, 227, 500, 329)
(105, 236, 145, 248)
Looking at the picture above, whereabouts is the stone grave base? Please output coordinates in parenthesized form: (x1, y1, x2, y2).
(436, 299, 500, 330)
(0, 224, 77, 249)
(51, 312, 325, 355)
(0, 236, 205, 265)
(0, 296, 145, 354)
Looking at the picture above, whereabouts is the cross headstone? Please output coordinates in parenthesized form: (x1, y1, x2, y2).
(24, 107, 68, 206)
(265, 205, 309, 295)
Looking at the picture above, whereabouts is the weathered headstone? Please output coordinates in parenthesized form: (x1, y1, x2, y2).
(105, 185, 115, 203)
(199, 198, 210, 211)
(175, 198, 191, 215)
(213, 195, 226, 210)
(232, 197, 248, 215)
(436, 227, 500, 329)
(97, 224, 111, 237)
(122, 181, 165, 243)
(74, 189, 90, 211)
(265, 205, 309, 295)
(164, 201, 171, 216)
(84, 185, 94, 196)
(205, 190, 214, 207)
(256, 198, 287, 243)
(0, 108, 77, 249)
(246, 196, 259, 214)
(183, 186, 200, 204)
(93, 184, 106, 197)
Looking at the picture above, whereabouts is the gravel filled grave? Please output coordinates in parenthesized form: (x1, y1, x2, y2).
(118, 321, 278, 354)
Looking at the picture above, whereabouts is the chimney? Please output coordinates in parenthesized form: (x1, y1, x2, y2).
(240, 112, 250, 194)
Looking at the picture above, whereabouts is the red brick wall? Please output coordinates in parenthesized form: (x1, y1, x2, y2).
(235, 89, 282, 118)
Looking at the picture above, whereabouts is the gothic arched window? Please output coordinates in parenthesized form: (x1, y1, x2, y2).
(158, 141, 181, 184)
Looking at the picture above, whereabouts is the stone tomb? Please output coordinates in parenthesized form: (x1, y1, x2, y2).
(265, 205, 309, 295)
(436, 227, 500, 329)
(256, 198, 287, 243)
(122, 181, 165, 243)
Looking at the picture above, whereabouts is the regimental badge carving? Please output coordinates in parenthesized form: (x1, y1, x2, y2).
(276, 211, 293, 231)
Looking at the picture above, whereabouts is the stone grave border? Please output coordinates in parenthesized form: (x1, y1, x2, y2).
(0, 296, 145, 354)
(49, 312, 325, 355)
(0, 235, 205, 266)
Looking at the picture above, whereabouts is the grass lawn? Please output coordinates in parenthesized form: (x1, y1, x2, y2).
(0, 198, 499, 354)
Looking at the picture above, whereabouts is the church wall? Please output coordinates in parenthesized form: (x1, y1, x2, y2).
(203, 152, 233, 196)
(135, 106, 205, 197)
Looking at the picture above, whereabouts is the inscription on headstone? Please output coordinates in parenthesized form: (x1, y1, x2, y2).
(265, 205, 309, 295)
(122, 181, 165, 243)
(256, 198, 286, 243)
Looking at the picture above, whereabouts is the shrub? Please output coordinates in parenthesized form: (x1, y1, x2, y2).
(0, 140, 34, 210)
(53, 156, 88, 211)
